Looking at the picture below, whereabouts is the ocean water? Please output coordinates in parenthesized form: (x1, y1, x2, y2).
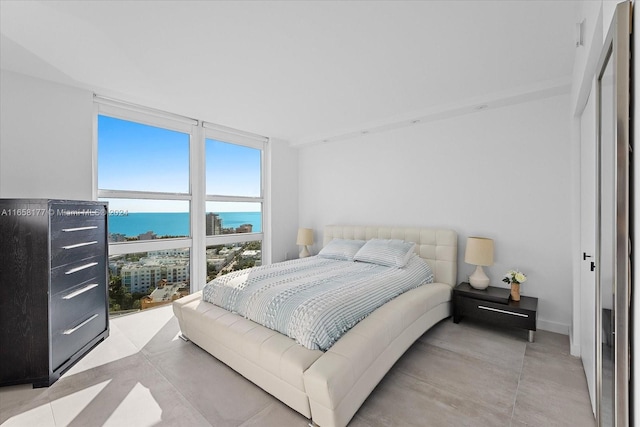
(108, 212, 262, 237)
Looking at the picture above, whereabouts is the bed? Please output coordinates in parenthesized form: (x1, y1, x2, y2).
(173, 225, 457, 427)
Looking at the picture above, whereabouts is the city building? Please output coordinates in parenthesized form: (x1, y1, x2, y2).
(140, 280, 189, 310)
(235, 223, 253, 233)
(119, 256, 189, 293)
(205, 212, 221, 235)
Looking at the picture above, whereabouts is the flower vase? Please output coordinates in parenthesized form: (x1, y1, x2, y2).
(510, 283, 521, 301)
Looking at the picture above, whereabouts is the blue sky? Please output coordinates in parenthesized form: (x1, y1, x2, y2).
(98, 115, 261, 212)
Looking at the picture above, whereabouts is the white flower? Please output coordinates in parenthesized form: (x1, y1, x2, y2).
(502, 269, 527, 285)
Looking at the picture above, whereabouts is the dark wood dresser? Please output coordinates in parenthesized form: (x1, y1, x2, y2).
(0, 199, 109, 387)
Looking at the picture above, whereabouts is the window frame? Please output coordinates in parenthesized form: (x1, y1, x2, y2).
(95, 101, 196, 249)
(93, 96, 270, 295)
(203, 124, 268, 273)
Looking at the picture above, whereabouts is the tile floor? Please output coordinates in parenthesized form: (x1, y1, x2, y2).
(0, 305, 595, 426)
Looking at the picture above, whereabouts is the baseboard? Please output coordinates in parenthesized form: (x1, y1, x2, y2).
(537, 319, 569, 335)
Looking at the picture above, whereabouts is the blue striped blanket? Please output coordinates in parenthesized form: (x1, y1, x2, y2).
(202, 254, 434, 350)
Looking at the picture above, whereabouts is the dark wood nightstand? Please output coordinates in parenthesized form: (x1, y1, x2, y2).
(453, 282, 538, 342)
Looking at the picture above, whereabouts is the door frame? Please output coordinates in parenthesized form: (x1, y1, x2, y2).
(594, 2, 631, 425)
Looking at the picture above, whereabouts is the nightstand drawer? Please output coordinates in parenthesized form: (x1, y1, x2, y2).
(457, 297, 536, 331)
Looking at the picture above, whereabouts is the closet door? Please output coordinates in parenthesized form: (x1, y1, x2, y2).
(579, 89, 597, 415)
(595, 2, 631, 426)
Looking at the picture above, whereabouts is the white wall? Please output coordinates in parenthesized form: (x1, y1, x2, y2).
(298, 94, 573, 333)
(268, 137, 300, 263)
(0, 69, 94, 200)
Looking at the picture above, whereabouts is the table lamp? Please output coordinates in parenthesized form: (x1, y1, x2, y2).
(296, 228, 314, 258)
(464, 237, 494, 289)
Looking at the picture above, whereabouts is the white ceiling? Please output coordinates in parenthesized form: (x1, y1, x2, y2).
(0, 0, 579, 144)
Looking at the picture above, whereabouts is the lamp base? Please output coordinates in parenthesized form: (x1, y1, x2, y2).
(469, 265, 490, 289)
(299, 246, 310, 258)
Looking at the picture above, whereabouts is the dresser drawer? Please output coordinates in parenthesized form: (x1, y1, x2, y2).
(51, 309, 107, 370)
(50, 255, 106, 296)
(50, 226, 105, 268)
(456, 296, 536, 331)
(51, 279, 106, 332)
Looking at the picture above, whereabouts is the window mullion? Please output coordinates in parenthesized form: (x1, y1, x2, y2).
(190, 124, 206, 292)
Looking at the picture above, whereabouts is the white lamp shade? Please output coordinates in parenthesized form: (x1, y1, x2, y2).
(296, 228, 314, 246)
(464, 237, 494, 266)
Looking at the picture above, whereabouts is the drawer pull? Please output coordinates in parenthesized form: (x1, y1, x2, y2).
(62, 226, 98, 232)
(61, 241, 98, 250)
(478, 305, 529, 318)
(63, 314, 99, 335)
(65, 262, 98, 275)
(63, 283, 99, 300)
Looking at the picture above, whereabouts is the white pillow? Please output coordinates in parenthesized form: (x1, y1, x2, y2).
(353, 239, 416, 267)
(317, 239, 366, 261)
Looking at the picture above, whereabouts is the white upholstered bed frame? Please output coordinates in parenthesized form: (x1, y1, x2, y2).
(172, 225, 457, 426)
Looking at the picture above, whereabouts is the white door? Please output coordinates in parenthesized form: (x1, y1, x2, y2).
(579, 88, 597, 415)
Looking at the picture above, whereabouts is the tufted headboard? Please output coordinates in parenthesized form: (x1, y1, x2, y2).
(323, 225, 458, 287)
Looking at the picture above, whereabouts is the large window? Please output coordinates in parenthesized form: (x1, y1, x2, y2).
(97, 113, 193, 244)
(95, 97, 267, 315)
(97, 107, 195, 315)
(203, 127, 266, 280)
(205, 139, 263, 239)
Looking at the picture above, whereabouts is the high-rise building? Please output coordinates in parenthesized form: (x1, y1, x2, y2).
(205, 212, 222, 235)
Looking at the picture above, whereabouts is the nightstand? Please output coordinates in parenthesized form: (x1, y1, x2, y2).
(453, 282, 538, 342)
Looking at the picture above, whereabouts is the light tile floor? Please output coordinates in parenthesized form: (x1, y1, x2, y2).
(0, 305, 595, 426)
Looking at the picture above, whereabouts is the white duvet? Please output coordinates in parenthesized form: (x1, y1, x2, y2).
(202, 254, 433, 350)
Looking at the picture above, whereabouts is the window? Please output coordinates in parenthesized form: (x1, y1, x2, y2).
(205, 138, 263, 239)
(95, 97, 268, 315)
(97, 100, 196, 314)
(97, 114, 192, 244)
(204, 127, 266, 272)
